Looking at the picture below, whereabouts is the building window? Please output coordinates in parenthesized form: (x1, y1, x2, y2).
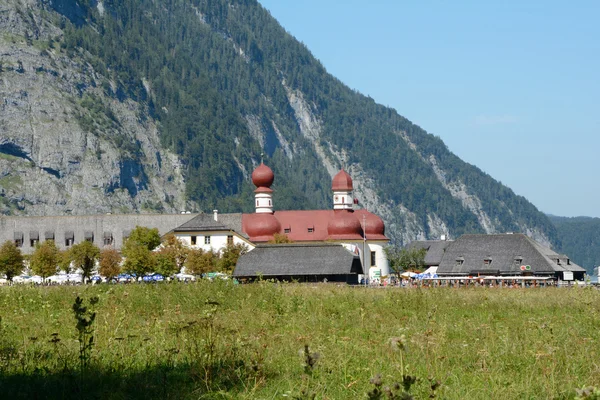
(30, 231, 39, 247)
(191, 236, 197, 245)
(204, 236, 211, 245)
(227, 235, 233, 245)
(103, 232, 113, 246)
(284, 228, 291, 234)
(14, 232, 23, 248)
(308, 227, 314, 233)
(484, 257, 492, 266)
(455, 257, 464, 266)
(370, 251, 376, 266)
(84, 232, 94, 243)
(514, 256, 523, 266)
(65, 231, 74, 247)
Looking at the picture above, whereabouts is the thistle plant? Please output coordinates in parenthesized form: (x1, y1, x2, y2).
(72, 295, 99, 373)
(367, 334, 441, 399)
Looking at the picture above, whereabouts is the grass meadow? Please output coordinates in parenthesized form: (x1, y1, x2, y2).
(1, 282, 600, 399)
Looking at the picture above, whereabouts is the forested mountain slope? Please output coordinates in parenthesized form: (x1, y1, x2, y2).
(549, 216, 600, 274)
(0, 0, 558, 246)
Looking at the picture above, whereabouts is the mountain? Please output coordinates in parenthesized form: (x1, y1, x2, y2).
(0, 0, 558, 247)
(549, 215, 600, 274)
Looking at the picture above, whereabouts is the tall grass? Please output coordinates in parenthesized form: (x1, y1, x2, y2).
(1, 283, 599, 399)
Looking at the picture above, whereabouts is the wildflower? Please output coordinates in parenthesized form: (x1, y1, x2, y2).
(369, 373, 383, 386)
(389, 335, 407, 352)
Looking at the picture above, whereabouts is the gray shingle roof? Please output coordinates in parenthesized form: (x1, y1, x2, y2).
(174, 213, 243, 235)
(436, 234, 585, 276)
(233, 244, 363, 277)
(407, 240, 453, 266)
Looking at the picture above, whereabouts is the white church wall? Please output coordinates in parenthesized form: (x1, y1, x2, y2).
(341, 241, 390, 281)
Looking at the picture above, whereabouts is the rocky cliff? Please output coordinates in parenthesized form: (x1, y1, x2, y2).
(0, 0, 187, 215)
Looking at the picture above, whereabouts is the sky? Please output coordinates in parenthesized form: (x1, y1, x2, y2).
(258, 0, 600, 218)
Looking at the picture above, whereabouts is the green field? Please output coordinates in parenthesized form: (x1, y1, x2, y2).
(1, 283, 599, 399)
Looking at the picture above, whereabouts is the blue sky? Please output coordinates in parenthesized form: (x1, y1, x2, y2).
(258, 1, 600, 218)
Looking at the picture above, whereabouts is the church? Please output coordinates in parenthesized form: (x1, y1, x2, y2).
(172, 163, 390, 282)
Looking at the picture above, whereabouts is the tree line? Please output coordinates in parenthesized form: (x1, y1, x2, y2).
(0, 226, 248, 283)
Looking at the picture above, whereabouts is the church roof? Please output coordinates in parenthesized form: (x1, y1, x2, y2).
(241, 209, 388, 242)
(233, 243, 363, 277)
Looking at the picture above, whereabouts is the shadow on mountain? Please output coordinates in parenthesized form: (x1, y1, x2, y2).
(0, 361, 256, 400)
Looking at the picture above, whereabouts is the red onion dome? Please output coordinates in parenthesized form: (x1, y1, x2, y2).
(332, 169, 353, 191)
(327, 210, 363, 238)
(252, 163, 274, 188)
(244, 213, 281, 241)
(362, 213, 385, 236)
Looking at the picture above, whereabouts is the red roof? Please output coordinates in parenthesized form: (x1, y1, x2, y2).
(242, 209, 387, 242)
(332, 169, 353, 191)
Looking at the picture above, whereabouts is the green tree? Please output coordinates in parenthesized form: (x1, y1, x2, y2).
(160, 233, 189, 272)
(185, 248, 218, 276)
(384, 246, 427, 275)
(58, 249, 73, 273)
(98, 247, 122, 280)
(155, 249, 180, 277)
(0, 240, 24, 282)
(218, 243, 248, 274)
(70, 241, 101, 283)
(124, 226, 161, 252)
(122, 242, 156, 276)
(30, 240, 60, 281)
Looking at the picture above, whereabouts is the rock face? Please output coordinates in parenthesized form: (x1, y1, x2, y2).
(0, 0, 558, 249)
(0, 0, 187, 216)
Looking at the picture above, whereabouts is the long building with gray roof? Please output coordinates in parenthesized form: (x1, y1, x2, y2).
(234, 243, 363, 283)
(427, 233, 585, 280)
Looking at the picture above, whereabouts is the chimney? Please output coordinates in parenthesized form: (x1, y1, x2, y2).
(213, 209, 218, 221)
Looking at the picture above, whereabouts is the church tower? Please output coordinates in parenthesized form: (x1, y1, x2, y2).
(251, 163, 274, 213)
(331, 169, 354, 210)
